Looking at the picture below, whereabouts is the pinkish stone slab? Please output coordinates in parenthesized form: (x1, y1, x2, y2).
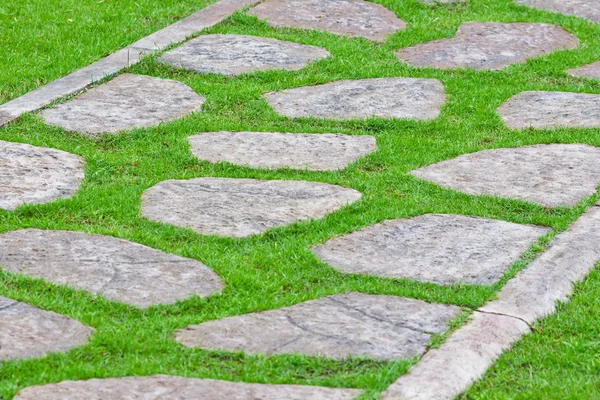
(567, 61, 600, 79)
(515, 0, 600, 24)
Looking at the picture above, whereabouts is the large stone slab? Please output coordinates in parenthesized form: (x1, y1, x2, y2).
(567, 61, 600, 79)
(142, 178, 361, 237)
(0, 229, 223, 308)
(0, 297, 92, 361)
(265, 78, 445, 120)
(411, 144, 600, 208)
(0, 140, 84, 210)
(175, 292, 460, 360)
(14, 375, 362, 400)
(188, 131, 376, 171)
(247, 0, 406, 42)
(396, 22, 578, 70)
(515, 0, 600, 24)
(312, 214, 548, 285)
(40, 74, 205, 136)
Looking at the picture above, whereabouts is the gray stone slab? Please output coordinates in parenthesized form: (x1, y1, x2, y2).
(396, 22, 578, 70)
(175, 293, 460, 360)
(265, 78, 445, 120)
(142, 178, 361, 237)
(515, 0, 600, 24)
(312, 214, 549, 285)
(247, 0, 406, 42)
(567, 61, 600, 79)
(0, 297, 92, 361)
(411, 144, 600, 208)
(40, 74, 205, 136)
(0, 229, 223, 308)
(0, 140, 84, 210)
(14, 375, 362, 400)
(188, 131, 376, 170)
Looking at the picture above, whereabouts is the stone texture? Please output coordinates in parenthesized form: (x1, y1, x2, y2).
(515, 0, 600, 24)
(265, 78, 446, 120)
(411, 144, 600, 208)
(567, 61, 600, 79)
(312, 214, 548, 285)
(0, 297, 92, 361)
(40, 74, 205, 136)
(396, 22, 578, 70)
(247, 0, 406, 42)
(0, 229, 223, 308)
(14, 375, 362, 400)
(188, 131, 376, 171)
(142, 178, 361, 237)
(159, 34, 329, 76)
(0, 140, 84, 210)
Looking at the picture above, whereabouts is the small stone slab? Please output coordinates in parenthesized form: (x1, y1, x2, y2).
(175, 292, 460, 360)
(0, 297, 92, 361)
(411, 144, 600, 208)
(40, 74, 205, 136)
(142, 178, 361, 237)
(14, 375, 362, 400)
(396, 22, 578, 70)
(0, 229, 223, 308)
(265, 78, 446, 120)
(312, 214, 548, 285)
(515, 0, 600, 24)
(567, 61, 600, 79)
(0, 140, 84, 210)
(188, 131, 376, 171)
(247, 0, 406, 42)
(497, 91, 600, 130)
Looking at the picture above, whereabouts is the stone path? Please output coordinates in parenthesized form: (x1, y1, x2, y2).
(567, 61, 600, 78)
(515, 0, 600, 24)
(188, 131, 376, 170)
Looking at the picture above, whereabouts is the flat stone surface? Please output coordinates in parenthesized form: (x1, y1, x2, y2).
(265, 78, 446, 120)
(0, 229, 223, 308)
(312, 214, 548, 285)
(515, 0, 600, 24)
(188, 131, 376, 170)
(247, 0, 406, 42)
(14, 375, 362, 400)
(411, 144, 600, 208)
(40, 74, 205, 136)
(0, 297, 92, 361)
(0, 140, 84, 210)
(159, 34, 329, 76)
(396, 22, 578, 70)
(175, 292, 460, 360)
(497, 91, 600, 130)
(567, 61, 600, 79)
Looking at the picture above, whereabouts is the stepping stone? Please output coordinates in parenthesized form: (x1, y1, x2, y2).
(515, 0, 600, 24)
(188, 131, 376, 171)
(411, 144, 600, 208)
(312, 214, 549, 285)
(0, 229, 223, 308)
(175, 293, 460, 360)
(142, 178, 361, 237)
(40, 74, 205, 136)
(14, 375, 363, 400)
(0, 140, 84, 210)
(396, 22, 578, 70)
(0, 297, 92, 361)
(567, 61, 600, 79)
(158, 34, 330, 76)
(247, 0, 407, 42)
(497, 91, 600, 130)
(265, 78, 446, 120)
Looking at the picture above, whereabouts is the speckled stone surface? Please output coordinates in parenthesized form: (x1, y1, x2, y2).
(396, 22, 578, 70)
(175, 293, 460, 360)
(567, 61, 600, 79)
(515, 0, 600, 24)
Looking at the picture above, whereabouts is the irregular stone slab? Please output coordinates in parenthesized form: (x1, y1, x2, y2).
(312, 214, 548, 285)
(188, 131, 376, 171)
(265, 78, 445, 120)
(247, 0, 406, 42)
(0, 140, 84, 210)
(515, 0, 600, 24)
(411, 144, 600, 208)
(497, 91, 600, 130)
(567, 61, 600, 79)
(0, 229, 223, 308)
(0, 297, 92, 361)
(14, 375, 362, 400)
(40, 74, 205, 136)
(396, 22, 578, 70)
(142, 178, 361, 237)
(175, 293, 460, 360)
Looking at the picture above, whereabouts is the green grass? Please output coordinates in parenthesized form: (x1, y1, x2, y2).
(2, 0, 600, 398)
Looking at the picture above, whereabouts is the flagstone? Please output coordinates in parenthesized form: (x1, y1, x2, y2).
(567, 61, 600, 79)
(515, 0, 600, 24)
